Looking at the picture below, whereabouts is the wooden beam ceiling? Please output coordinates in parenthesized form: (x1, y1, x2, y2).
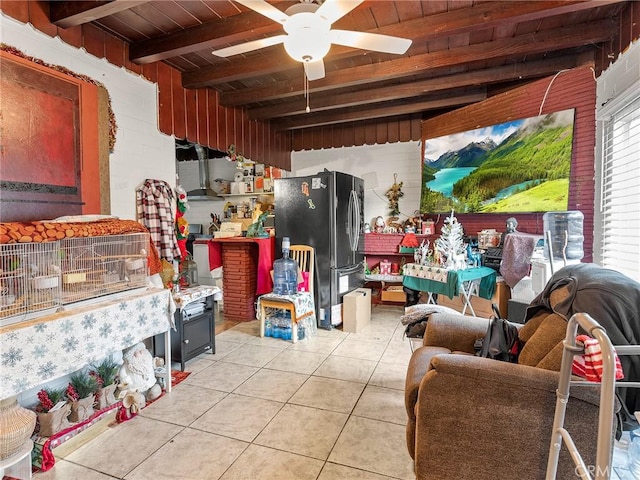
(45, 0, 627, 132)
(49, 1, 151, 28)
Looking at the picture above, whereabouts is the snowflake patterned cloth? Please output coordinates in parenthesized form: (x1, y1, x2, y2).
(0, 288, 172, 399)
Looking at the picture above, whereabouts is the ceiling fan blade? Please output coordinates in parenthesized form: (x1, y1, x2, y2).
(304, 60, 325, 81)
(316, 0, 364, 25)
(330, 30, 412, 54)
(213, 35, 287, 57)
(235, 0, 288, 25)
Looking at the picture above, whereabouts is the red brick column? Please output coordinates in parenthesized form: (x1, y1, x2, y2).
(220, 243, 258, 321)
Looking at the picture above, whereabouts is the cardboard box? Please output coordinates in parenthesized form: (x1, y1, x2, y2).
(343, 288, 371, 332)
(381, 285, 406, 303)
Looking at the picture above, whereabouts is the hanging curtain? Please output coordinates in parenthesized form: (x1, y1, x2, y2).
(136, 179, 181, 263)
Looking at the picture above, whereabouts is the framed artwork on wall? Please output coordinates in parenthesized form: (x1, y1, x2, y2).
(0, 51, 106, 222)
(0, 54, 83, 220)
(420, 108, 575, 214)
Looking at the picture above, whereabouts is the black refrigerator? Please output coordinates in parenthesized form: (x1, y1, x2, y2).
(274, 171, 365, 329)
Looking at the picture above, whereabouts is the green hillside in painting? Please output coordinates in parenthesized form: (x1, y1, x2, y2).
(420, 112, 573, 213)
(481, 178, 570, 212)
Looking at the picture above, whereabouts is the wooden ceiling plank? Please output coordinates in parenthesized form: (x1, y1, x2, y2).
(182, 1, 620, 87)
(129, 10, 282, 63)
(248, 55, 578, 120)
(273, 91, 488, 130)
(49, 1, 151, 28)
(218, 19, 614, 105)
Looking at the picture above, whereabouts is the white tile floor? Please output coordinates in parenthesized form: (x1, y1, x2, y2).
(33, 304, 634, 480)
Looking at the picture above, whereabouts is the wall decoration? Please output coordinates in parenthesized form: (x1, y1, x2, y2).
(420, 109, 575, 214)
(0, 47, 113, 221)
(1, 53, 81, 213)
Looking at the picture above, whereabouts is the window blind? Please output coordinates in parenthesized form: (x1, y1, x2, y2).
(600, 94, 640, 281)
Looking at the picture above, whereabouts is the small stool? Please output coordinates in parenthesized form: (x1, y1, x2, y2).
(0, 439, 33, 480)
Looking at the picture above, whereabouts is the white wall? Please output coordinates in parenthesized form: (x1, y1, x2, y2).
(291, 141, 422, 226)
(0, 14, 176, 220)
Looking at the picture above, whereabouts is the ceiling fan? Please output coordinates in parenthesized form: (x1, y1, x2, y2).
(212, 0, 412, 81)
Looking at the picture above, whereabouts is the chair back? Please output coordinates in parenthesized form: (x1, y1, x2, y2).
(289, 245, 314, 297)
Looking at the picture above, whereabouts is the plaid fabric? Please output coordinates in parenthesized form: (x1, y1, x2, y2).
(572, 334, 625, 382)
(136, 179, 181, 262)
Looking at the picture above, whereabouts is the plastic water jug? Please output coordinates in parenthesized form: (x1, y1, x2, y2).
(273, 237, 298, 295)
(628, 428, 640, 477)
(543, 211, 584, 260)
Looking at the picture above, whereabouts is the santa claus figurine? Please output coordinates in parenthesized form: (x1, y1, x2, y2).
(118, 343, 161, 400)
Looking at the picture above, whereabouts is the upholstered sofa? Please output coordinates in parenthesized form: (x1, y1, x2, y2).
(404, 263, 639, 480)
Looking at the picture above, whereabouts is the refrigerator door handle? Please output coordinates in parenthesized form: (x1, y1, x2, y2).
(353, 192, 361, 250)
(347, 190, 353, 251)
(348, 190, 359, 252)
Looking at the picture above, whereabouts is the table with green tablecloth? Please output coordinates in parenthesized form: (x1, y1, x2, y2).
(402, 264, 497, 316)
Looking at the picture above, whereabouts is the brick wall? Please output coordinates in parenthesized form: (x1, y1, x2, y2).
(364, 233, 436, 254)
(421, 66, 596, 262)
(220, 243, 258, 321)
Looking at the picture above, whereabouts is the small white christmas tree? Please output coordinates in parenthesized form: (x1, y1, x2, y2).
(434, 210, 467, 270)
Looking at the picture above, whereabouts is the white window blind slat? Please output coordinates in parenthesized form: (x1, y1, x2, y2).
(599, 93, 640, 281)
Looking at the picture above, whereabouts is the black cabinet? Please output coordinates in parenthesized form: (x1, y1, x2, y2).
(154, 294, 215, 371)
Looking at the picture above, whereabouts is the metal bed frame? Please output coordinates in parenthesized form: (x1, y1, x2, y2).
(546, 312, 640, 480)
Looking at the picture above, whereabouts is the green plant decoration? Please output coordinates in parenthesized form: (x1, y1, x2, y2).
(68, 371, 100, 400)
(90, 357, 120, 387)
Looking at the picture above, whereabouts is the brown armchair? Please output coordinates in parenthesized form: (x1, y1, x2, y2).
(405, 308, 606, 480)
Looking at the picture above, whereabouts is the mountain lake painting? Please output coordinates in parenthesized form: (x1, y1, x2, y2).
(420, 109, 575, 213)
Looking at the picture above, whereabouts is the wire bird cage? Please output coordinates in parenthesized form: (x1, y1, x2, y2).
(0, 241, 62, 325)
(59, 233, 150, 304)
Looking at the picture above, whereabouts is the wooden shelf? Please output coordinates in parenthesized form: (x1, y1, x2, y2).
(219, 192, 273, 198)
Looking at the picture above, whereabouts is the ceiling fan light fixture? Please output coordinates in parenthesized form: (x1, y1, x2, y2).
(283, 9, 331, 63)
(284, 33, 331, 63)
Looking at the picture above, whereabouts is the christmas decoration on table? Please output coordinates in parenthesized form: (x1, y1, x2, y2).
(175, 185, 190, 260)
(385, 173, 404, 216)
(413, 239, 433, 266)
(434, 210, 467, 270)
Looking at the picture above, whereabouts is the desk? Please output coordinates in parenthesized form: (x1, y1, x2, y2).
(403, 265, 497, 316)
(0, 288, 173, 400)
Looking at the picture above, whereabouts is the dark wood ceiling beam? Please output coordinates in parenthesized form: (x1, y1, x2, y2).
(248, 56, 578, 120)
(49, 1, 150, 28)
(369, 0, 624, 40)
(220, 19, 615, 106)
(129, 11, 283, 64)
(273, 91, 488, 130)
(182, 0, 620, 87)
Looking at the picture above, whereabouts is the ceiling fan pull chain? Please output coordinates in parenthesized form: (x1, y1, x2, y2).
(305, 69, 311, 113)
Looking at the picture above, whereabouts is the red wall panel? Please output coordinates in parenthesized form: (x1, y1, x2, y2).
(185, 87, 198, 141)
(171, 68, 186, 139)
(157, 62, 173, 134)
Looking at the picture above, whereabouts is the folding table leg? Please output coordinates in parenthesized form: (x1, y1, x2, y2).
(259, 304, 266, 338)
(460, 280, 479, 316)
